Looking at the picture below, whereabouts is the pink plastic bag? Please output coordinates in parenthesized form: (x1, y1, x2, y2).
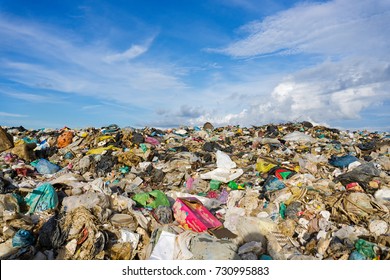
(145, 136, 160, 146)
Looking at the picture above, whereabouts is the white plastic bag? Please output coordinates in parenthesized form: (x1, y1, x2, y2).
(200, 150, 243, 183)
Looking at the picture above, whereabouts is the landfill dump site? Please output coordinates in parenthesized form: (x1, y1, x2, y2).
(0, 121, 389, 260)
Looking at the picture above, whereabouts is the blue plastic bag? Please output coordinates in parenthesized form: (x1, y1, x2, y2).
(349, 250, 367, 260)
(35, 159, 61, 174)
(24, 183, 58, 213)
(12, 229, 35, 247)
(264, 175, 286, 192)
(329, 155, 359, 168)
(64, 151, 75, 159)
(259, 254, 273, 260)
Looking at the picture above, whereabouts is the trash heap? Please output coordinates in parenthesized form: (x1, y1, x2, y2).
(0, 122, 389, 260)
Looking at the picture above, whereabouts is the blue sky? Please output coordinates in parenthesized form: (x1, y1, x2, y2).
(0, 0, 389, 131)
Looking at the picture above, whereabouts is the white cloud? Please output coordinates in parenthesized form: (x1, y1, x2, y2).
(104, 37, 154, 63)
(0, 15, 186, 108)
(81, 105, 103, 110)
(1, 89, 67, 103)
(181, 59, 389, 128)
(193, 0, 390, 130)
(0, 111, 28, 118)
(190, 109, 249, 126)
(104, 44, 147, 62)
(218, 0, 285, 15)
(212, 0, 390, 58)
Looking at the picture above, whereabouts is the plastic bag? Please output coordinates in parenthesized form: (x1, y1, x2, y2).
(200, 150, 244, 183)
(355, 239, 376, 259)
(209, 179, 221, 190)
(329, 155, 359, 168)
(61, 192, 110, 213)
(336, 162, 380, 187)
(57, 131, 73, 148)
(12, 229, 35, 248)
(255, 159, 277, 174)
(263, 175, 286, 192)
(238, 241, 263, 256)
(86, 145, 120, 155)
(282, 131, 316, 143)
(25, 183, 58, 213)
(132, 190, 170, 209)
(216, 150, 236, 169)
(153, 205, 173, 224)
(374, 188, 390, 205)
(269, 167, 296, 180)
(189, 233, 240, 260)
(349, 250, 367, 260)
(145, 136, 160, 146)
(35, 159, 61, 174)
(38, 215, 68, 249)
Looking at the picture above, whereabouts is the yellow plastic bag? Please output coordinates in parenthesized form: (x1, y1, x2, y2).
(86, 145, 120, 155)
(256, 159, 277, 174)
(97, 135, 115, 142)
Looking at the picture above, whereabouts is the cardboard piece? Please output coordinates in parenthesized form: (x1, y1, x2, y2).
(208, 227, 237, 239)
(173, 197, 222, 232)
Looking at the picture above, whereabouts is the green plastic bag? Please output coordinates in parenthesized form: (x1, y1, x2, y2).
(279, 202, 286, 219)
(132, 190, 170, 209)
(30, 159, 40, 168)
(355, 239, 376, 259)
(140, 143, 148, 153)
(228, 181, 245, 190)
(209, 180, 221, 190)
(119, 166, 130, 174)
(24, 183, 58, 213)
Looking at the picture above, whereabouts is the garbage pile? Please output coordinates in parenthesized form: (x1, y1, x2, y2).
(0, 122, 389, 260)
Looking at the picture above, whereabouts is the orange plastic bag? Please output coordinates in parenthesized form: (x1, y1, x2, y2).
(57, 131, 73, 148)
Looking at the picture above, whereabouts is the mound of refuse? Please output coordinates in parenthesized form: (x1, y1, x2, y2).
(0, 122, 389, 260)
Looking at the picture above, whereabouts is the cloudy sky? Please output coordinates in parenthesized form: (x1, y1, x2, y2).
(0, 0, 389, 131)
